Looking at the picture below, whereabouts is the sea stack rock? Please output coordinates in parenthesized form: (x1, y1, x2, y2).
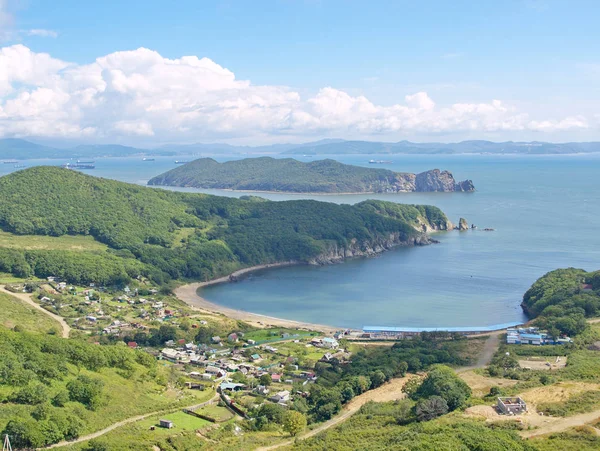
(458, 218, 469, 231)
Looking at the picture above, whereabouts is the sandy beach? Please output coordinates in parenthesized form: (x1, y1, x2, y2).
(175, 262, 340, 334)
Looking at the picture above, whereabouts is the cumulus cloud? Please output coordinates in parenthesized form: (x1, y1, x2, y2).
(0, 44, 592, 142)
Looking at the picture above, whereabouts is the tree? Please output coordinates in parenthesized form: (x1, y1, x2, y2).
(402, 377, 421, 398)
(52, 390, 70, 408)
(255, 403, 286, 425)
(9, 383, 49, 405)
(370, 370, 386, 388)
(259, 373, 272, 386)
(414, 396, 448, 422)
(283, 411, 307, 436)
(67, 375, 104, 410)
(1, 418, 45, 449)
(414, 365, 471, 411)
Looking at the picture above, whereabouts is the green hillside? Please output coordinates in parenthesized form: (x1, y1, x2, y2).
(148, 157, 475, 193)
(0, 166, 450, 286)
(521, 268, 600, 336)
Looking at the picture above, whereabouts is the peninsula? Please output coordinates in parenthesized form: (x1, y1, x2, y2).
(0, 167, 455, 287)
(147, 157, 475, 193)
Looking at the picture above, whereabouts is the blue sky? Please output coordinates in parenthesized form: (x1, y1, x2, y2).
(1, 0, 599, 144)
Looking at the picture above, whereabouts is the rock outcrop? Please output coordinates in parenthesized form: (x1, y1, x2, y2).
(458, 218, 469, 231)
(308, 233, 436, 265)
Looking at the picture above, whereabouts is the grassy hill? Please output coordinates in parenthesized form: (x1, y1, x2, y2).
(0, 326, 211, 449)
(0, 166, 451, 286)
(0, 292, 60, 334)
(148, 157, 475, 193)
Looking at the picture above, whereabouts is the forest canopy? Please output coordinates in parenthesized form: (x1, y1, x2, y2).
(0, 167, 449, 286)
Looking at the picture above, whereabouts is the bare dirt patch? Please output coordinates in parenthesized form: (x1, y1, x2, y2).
(459, 370, 519, 397)
(520, 382, 600, 408)
(518, 356, 567, 371)
(465, 405, 501, 419)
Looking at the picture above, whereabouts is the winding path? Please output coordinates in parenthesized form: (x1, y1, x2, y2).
(1, 286, 70, 338)
(256, 376, 409, 451)
(44, 394, 219, 449)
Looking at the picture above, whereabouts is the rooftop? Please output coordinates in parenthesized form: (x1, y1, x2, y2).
(363, 323, 521, 333)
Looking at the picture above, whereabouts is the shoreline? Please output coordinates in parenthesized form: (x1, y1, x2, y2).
(174, 262, 520, 336)
(175, 262, 341, 334)
(150, 185, 462, 196)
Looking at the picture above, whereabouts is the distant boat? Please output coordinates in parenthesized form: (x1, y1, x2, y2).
(143, 157, 155, 161)
(368, 160, 393, 164)
(3, 160, 18, 164)
(62, 163, 95, 169)
(77, 160, 95, 164)
(174, 160, 189, 164)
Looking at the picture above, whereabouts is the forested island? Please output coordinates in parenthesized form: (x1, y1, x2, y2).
(147, 157, 475, 193)
(0, 167, 454, 287)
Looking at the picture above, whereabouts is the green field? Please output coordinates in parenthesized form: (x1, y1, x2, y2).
(0, 291, 60, 333)
(63, 411, 213, 450)
(195, 404, 234, 422)
(243, 328, 317, 343)
(0, 230, 107, 251)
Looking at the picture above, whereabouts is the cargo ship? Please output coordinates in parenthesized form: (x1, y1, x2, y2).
(174, 160, 189, 164)
(77, 160, 95, 164)
(62, 163, 95, 169)
(143, 157, 155, 161)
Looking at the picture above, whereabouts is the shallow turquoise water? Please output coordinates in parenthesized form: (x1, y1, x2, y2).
(4, 153, 599, 329)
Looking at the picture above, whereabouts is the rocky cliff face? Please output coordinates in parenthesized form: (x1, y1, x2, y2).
(369, 169, 474, 193)
(307, 233, 435, 265)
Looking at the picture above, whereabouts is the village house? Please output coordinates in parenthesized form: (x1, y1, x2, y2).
(159, 419, 173, 429)
(220, 382, 245, 392)
(255, 385, 270, 396)
(497, 397, 527, 415)
(270, 390, 290, 404)
(271, 374, 282, 383)
(506, 327, 572, 346)
(321, 337, 339, 349)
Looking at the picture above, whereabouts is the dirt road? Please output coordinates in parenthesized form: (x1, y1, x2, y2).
(1, 286, 70, 338)
(256, 376, 409, 451)
(44, 394, 219, 449)
(456, 331, 502, 373)
(521, 408, 600, 438)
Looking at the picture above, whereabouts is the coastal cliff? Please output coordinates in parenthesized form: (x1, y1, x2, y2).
(148, 157, 475, 194)
(308, 233, 434, 265)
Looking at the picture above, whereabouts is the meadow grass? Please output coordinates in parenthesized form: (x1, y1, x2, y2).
(0, 291, 60, 333)
(0, 230, 107, 251)
(195, 404, 234, 422)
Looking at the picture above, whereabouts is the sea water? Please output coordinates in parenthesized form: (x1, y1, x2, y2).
(3, 153, 599, 329)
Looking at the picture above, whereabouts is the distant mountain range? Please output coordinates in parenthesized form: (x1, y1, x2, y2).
(281, 140, 600, 155)
(1, 138, 600, 160)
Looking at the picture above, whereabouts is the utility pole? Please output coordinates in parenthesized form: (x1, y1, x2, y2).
(2, 435, 12, 451)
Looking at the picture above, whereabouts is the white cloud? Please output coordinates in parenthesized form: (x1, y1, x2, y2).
(24, 29, 58, 38)
(0, 45, 592, 142)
